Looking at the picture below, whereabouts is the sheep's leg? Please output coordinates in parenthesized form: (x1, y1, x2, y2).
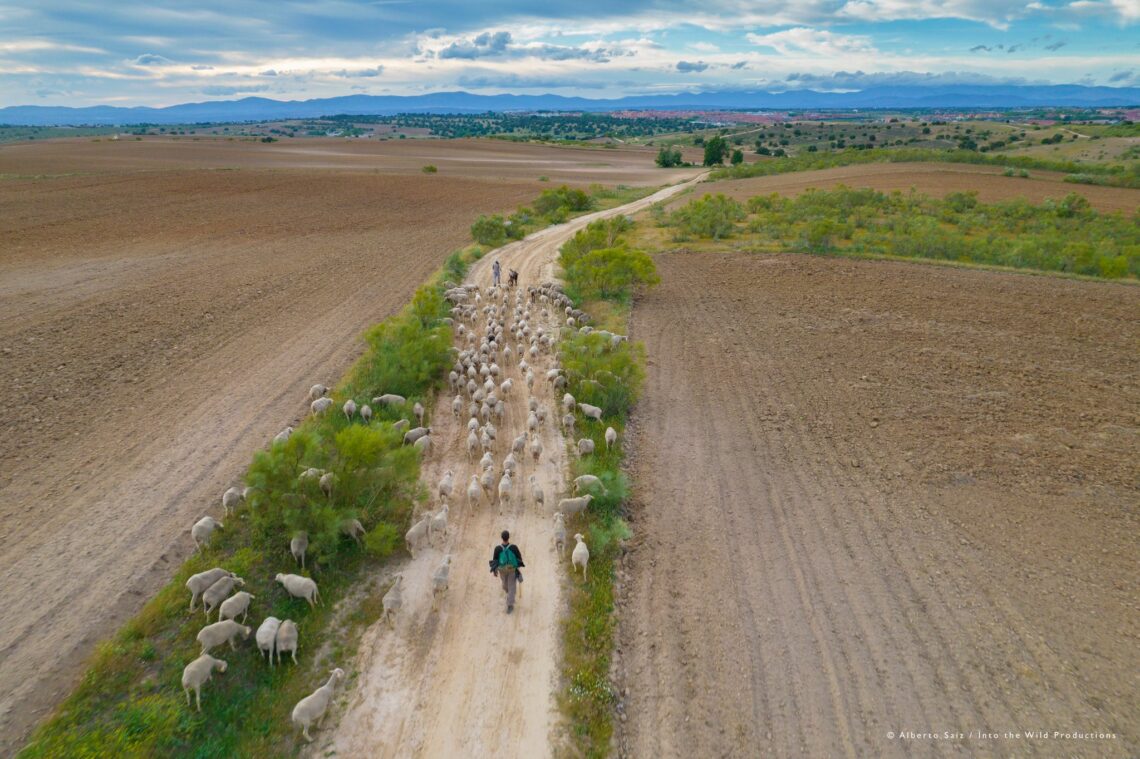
(303, 725, 313, 742)
(185, 688, 191, 707)
(291, 650, 297, 665)
(195, 687, 202, 712)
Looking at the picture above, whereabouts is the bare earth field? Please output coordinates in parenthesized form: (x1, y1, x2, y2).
(668, 162, 1140, 213)
(617, 252, 1138, 757)
(0, 138, 691, 753)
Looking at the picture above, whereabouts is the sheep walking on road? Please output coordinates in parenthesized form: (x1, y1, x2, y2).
(572, 533, 590, 580)
(292, 668, 345, 742)
(552, 512, 567, 555)
(383, 575, 404, 627)
(432, 556, 452, 610)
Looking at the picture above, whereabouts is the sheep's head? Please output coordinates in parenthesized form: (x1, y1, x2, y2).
(233, 577, 245, 586)
(584, 495, 594, 504)
(216, 659, 228, 673)
(274, 573, 285, 583)
(553, 512, 564, 522)
(574, 533, 585, 541)
(241, 626, 251, 638)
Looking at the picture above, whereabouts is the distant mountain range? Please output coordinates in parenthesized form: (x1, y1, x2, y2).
(2, 85, 1138, 126)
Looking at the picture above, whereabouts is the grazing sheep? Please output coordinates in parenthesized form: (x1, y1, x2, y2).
(221, 487, 243, 516)
(256, 616, 280, 666)
(578, 402, 603, 421)
(275, 619, 299, 665)
(467, 475, 482, 507)
(319, 472, 335, 498)
(530, 436, 543, 463)
(498, 470, 512, 507)
(577, 438, 595, 456)
(552, 512, 567, 555)
(430, 504, 449, 544)
(273, 426, 294, 445)
(309, 384, 329, 401)
(392, 419, 410, 432)
(290, 532, 309, 568)
(242, 485, 255, 501)
(182, 654, 226, 711)
(562, 393, 576, 412)
(275, 573, 321, 607)
(219, 591, 256, 624)
(191, 516, 223, 552)
(432, 556, 451, 610)
(291, 668, 345, 742)
(196, 619, 250, 655)
(403, 426, 430, 445)
(572, 533, 590, 579)
(413, 401, 425, 426)
(373, 393, 406, 406)
(382, 575, 404, 627)
(405, 516, 430, 557)
(311, 397, 334, 416)
(186, 568, 234, 612)
(605, 426, 617, 449)
(561, 414, 576, 435)
(201, 575, 244, 620)
(414, 434, 432, 456)
(343, 398, 357, 420)
(341, 518, 365, 545)
(360, 404, 373, 424)
(557, 494, 594, 517)
(573, 475, 608, 495)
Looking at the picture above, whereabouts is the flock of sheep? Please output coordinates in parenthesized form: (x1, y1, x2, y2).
(178, 274, 622, 743)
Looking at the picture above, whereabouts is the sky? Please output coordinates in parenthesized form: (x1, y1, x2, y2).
(1, 0, 1138, 107)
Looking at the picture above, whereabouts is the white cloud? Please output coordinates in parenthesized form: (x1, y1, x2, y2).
(747, 28, 878, 56)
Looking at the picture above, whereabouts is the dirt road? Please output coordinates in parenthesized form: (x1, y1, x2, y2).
(617, 252, 1138, 757)
(323, 178, 705, 757)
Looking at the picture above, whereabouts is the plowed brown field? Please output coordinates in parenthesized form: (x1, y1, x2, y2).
(617, 252, 1138, 757)
(0, 139, 694, 753)
(667, 162, 1140, 213)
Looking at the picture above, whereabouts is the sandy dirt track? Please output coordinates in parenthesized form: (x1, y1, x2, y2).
(323, 178, 704, 757)
(617, 252, 1138, 757)
(667, 161, 1140, 213)
(0, 139, 695, 754)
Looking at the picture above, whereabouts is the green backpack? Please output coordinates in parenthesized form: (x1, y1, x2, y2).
(499, 545, 518, 569)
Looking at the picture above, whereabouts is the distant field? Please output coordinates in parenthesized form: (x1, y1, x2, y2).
(664, 162, 1140, 214)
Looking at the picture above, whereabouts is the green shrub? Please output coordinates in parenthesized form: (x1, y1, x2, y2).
(421, 164, 438, 173)
(655, 146, 683, 168)
(471, 214, 508, 246)
(535, 185, 594, 217)
(565, 246, 660, 303)
(670, 193, 746, 239)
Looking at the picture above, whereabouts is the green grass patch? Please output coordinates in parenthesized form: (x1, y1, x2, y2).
(660, 184, 1139, 280)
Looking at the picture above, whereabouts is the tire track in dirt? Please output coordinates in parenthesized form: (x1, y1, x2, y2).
(617, 252, 1137, 757)
(320, 178, 705, 757)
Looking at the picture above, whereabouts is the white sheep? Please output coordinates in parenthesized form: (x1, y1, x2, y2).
(578, 402, 603, 421)
(392, 419, 410, 432)
(403, 426, 431, 445)
(480, 451, 494, 471)
(275, 573, 321, 607)
(219, 591, 256, 624)
(221, 487, 243, 516)
(438, 469, 454, 501)
(605, 426, 617, 449)
(413, 401, 425, 426)
(466, 429, 480, 460)
(452, 395, 463, 418)
(530, 436, 543, 463)
(343, 398, 357, 420)
(572, 533, 590, 579)
(382, 574, 404, 627)
(255, 616, 280, 666)
(405, 516, 430, 557)
(186, 568, 234, 612)
(360, 404, 373, 424)
(558, 494, 594, 517)
(309, 384, 329, 401)
(373, 393, 406, 406)
(512, 432, 528, 455)
(319, 472, 335, 498)
(196, 619, 250, 655)
(430, 504, 449, 544)
(529, 474, 544, 508)
(573, 475, 608, 494)
(577, 438, 595, 456)
(311, 397, 334, 416)
(273, 426, 294, 445)
(562, 393, 576, 412)
(291, 532, 308, 568)
(552, 512, 567, 555)
(182, 654, 227, 711)
(500, 378, 513, 396)
(191, 516, 223, 552)
(498, 470, 512, 507)
(431, 556, 451, 610)
(291, 668, 345, 742)
(414, 433, 433, 456)
(202, 575, 244, 620)
(341, 518, 365, 545)
(275, 619, 299, 665)
(467, 474, 482, 507)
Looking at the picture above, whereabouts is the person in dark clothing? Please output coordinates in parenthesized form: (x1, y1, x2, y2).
(490, 530, 525, 613)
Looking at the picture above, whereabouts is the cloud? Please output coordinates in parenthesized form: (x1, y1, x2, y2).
(133, 53, 173, 66)
(747, 27, 877, 56)
(676, 60, 709, 72)
(334, 66, 384, 77)
(781, 69, 1045, 90)
(970, 44, 992, 51)
(1044, 40, 1068, 50)
(836, 0, 1031, 29)
(439, 30, 512, 59)
(1007, 43, 1023, 52)
(190, 64, 214, 70)
(1107, 68, 1135, 82)
(456, 72, 607, 89)
(731, 60, 749, 69)
(200, 84, 270, 96)
(259, 69, 278, 77)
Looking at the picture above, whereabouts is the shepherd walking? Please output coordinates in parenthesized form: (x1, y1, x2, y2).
(490, 530, 524, 614)
(492, 259, 502, 287)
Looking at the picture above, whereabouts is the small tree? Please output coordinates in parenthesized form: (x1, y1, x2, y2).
(655, 146, 683, 168)
(470, 214, 507, 246)
(730, 149, 744, 165)
(703, 135, 729, 166)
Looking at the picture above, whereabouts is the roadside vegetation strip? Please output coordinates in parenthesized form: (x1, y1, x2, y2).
(708, 147, 1140, 188)
(555, 216, 658, 758)
(656, 185, 1139, 280)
